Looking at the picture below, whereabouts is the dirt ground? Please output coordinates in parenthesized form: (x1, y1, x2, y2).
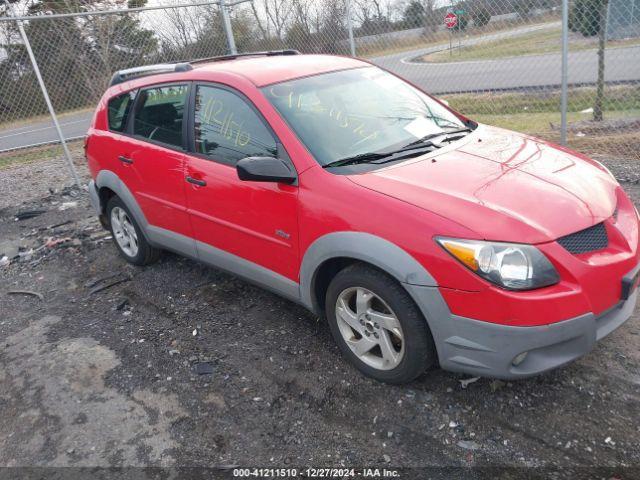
(1, 155, 640, 479)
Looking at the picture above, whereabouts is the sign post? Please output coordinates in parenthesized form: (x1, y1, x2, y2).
(444, 12, 458, 57)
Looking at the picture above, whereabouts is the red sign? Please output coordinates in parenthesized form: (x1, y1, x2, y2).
(444, 12, 458, 29)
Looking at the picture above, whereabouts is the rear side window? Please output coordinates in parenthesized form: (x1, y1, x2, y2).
(194, 85, 278, 165)
(107, 91, 136, 132)
(133, 85, 188, 148)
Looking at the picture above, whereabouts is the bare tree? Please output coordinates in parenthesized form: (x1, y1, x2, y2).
(291, 0, 312, 32)
(424, 0, 439, 32)
(155, 3, 211, 58)
(251, 0, 295, 40)
(249, 0, 270, 39)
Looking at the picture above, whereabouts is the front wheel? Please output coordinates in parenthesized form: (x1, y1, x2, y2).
(325, 264, 436, 384)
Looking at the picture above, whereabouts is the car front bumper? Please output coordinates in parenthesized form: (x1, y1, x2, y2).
(404, 274, 639, 379)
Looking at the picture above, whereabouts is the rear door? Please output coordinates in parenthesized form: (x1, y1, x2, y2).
(183, 83, 299, 282)
(117, 83, 193, 240)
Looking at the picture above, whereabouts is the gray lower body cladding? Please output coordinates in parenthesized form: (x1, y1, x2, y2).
(88, 180, 101, 214)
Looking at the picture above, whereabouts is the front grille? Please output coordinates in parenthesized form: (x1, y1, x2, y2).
(557, 222, 608, 255)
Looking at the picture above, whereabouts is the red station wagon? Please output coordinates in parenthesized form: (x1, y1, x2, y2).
(86, 51, 640, 384)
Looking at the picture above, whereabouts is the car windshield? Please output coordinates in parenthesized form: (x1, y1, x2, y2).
(262, 66, 470, 167)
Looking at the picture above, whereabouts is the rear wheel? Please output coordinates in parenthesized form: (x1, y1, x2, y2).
(325, 264, 436, 384)
(106, 196, 160, 266)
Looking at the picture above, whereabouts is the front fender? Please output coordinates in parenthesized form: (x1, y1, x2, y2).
(299, 232, 438, 312)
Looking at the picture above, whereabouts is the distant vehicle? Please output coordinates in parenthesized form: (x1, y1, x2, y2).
(85, 51, 639, 384)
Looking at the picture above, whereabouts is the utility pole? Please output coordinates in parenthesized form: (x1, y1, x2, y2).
(345, 0, 356, 56)
(560, 0, 569, 145)
(219, 0, 237, 54)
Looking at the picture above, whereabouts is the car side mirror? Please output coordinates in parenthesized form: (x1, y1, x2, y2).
(236, 157, 296, 184)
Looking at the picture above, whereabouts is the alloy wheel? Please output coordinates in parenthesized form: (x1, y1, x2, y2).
(110, 206, 139, 257)
(335, 287, 405, 370)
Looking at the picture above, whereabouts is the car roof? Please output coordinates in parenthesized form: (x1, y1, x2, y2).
(189, 54, 368, 87)
(105, 54, 371, 100)
(193, 55, 369, 87)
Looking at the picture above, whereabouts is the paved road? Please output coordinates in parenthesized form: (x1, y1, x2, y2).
(0, 111, 93, 152)
(372, 43, 640, 94)
(1, 23, 639, 152)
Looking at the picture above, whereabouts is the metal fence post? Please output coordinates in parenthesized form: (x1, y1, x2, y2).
(560, 0, 569, 146)
(4, 5, 81, 187)
(345, 0, 356, 56)
(219, 0, 237, 54)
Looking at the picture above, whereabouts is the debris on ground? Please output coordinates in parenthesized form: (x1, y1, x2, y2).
(457, 440, 480, 450)
(58, 202, 78, 211)
(7, 290, 44, 301)
(489, 380, 506, 392)
(44, 237, 73, 249)
(194, 362, 214, 375)
(89, 274, 132, 295)
(115, 299, 129, 311)
(14, 210, 46, 221)
(459, 377, 480, 389)
(86, 273, 121, 289)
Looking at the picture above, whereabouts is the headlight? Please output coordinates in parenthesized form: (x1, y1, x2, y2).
(436, 237, 560, 290)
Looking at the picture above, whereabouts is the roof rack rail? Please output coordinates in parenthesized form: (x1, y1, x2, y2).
(109, 63, 193, 87)
(189, 49, 301, 65)
(108, 50, 300, 87)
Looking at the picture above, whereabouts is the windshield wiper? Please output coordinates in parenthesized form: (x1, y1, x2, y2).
(403, 127, 472, 149)
(323, 144, 436, 169)
(322, 151, 391, 168)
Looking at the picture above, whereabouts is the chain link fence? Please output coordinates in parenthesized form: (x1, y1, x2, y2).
(1, 0, 638, 186)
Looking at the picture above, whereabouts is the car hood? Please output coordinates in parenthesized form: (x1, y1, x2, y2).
(348, 125, 618, 244)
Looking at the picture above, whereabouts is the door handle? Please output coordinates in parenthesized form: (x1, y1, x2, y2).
(186, 176, 207, 187)
(118, 155, 133, 164)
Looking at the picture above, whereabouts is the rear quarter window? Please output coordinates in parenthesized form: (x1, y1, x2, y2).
(107, 91, 136, 132)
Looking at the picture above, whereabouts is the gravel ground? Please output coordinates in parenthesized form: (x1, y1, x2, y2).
(0, 155, 88, 210)
(1, 154, 639, 478)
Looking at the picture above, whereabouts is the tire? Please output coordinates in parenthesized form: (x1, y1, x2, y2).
(325, 263, 436, 384)
(106, 196, 161, 266)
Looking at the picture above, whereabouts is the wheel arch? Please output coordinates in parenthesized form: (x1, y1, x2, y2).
(300, 232, 438, 315)
(95, 170, 151, 241)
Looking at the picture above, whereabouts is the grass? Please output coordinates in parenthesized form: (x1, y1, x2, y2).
(357, 15, 560, 59)
(0, 141, 83, 170)
(442, 85, 640, 160)
(443, 84, 640, 115)
(471, 109, 637, 135)
(423, 26, 640, 63)
(473, 110, 640, 160)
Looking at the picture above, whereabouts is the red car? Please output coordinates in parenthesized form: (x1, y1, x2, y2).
(86, 51, 640, 384)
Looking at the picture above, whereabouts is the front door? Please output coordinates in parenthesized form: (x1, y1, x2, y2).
(184, 84, 299, 283)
